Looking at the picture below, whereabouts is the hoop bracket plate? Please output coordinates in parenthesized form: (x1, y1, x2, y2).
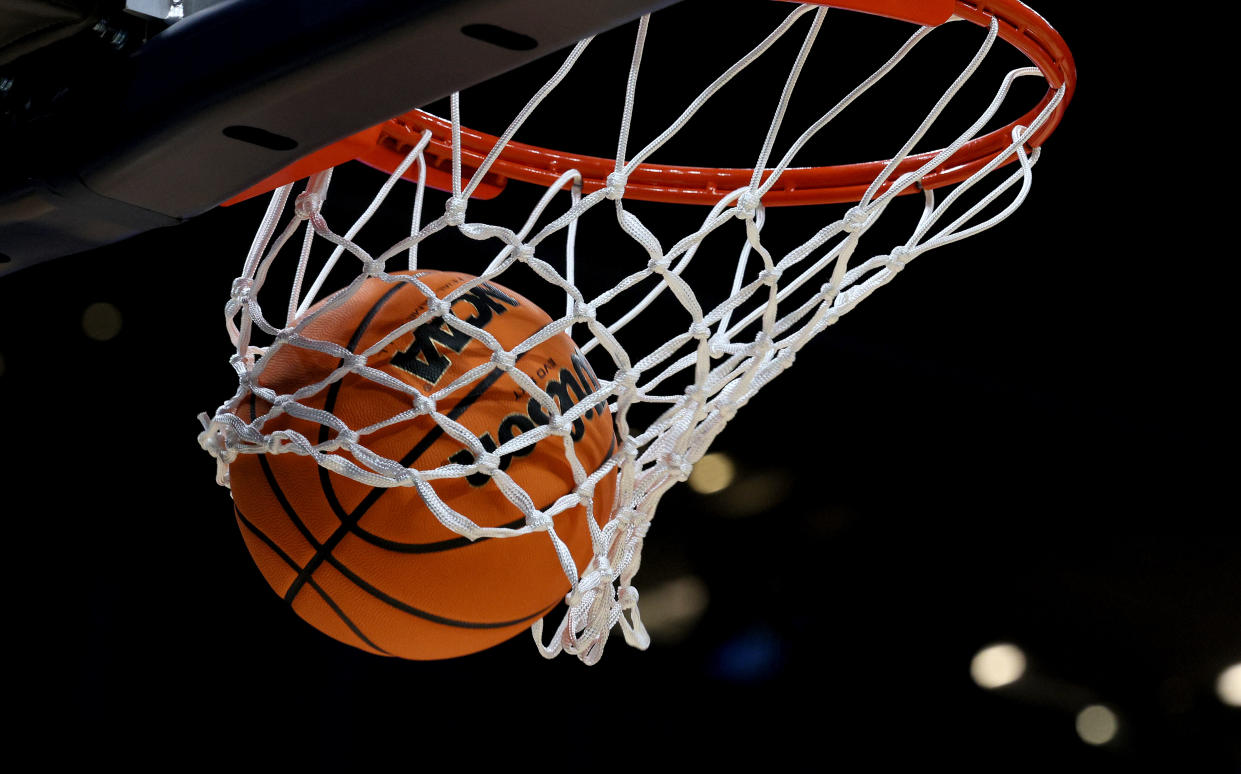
(791, 0, 954, 26)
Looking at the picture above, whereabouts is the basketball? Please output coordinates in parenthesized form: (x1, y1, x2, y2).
(227, 270, 618, 660)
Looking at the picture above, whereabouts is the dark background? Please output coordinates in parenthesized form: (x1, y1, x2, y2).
(1, 1, 1235, 769)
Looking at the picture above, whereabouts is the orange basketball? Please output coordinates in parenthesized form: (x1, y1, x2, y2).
(228, 270, 617, 659)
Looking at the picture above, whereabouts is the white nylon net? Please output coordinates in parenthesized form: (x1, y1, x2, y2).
(198, 4, 1066, 663)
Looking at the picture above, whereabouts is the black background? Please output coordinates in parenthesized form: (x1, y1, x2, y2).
(2, 1, 1235, 769)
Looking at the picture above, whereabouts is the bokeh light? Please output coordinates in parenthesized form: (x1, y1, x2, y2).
(1075, 705, 1118, 745)
(82, 302, 123, 341)
(634, 575, 709, 643)
(970, 642, 1027, 689)
(711, 625, 784, 683)
(1217, 662, 1241, 707)
(688, 452, 735, 495)
(709, 470, 794, 518)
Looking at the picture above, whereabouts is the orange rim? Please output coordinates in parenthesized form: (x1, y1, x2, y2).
(224, 0, 1074, 208)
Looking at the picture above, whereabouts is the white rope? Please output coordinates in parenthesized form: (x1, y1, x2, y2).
(201, 3, 1061, 664)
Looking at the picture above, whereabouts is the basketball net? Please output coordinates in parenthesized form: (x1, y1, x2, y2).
(198, 3, 1069, 664)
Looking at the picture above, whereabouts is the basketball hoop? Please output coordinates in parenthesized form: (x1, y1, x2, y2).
(198, 0, 1075, 663)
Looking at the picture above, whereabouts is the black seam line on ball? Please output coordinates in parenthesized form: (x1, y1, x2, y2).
(286, 364, 508, 604)
(353, 515, 527, 553)
(234, 503, 391, 655)
(314, 282, 409, 528)
(324, 548, 559, 629)
(302, 574, 392, 655)
(234, 503, 305, 575)
(317, 278, 499, 534)
(252, 393, 325, 552)
(347, 352, 530, 551)
(285, 278, 527, 603)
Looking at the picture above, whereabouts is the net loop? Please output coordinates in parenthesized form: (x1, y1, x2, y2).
(736, 188, 762, 219)
(617, 587, 650, 650)
(196, 413, 237, 487)
(294, 190, 324, 220)
(604, 172, 628, 201)
(842, 205, 873, 234)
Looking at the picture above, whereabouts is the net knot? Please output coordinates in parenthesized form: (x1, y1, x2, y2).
(516, 243, 536, 262)
(547, 413, 570, 436)
(885, 246, 910, 273)
(613, 368, 640, 391)
(575, 481, 601, 503)
(294, 191, 323, 220)
(758, 267, 783, 286)
(445, 196, 467, 227)
(752, 331, 773, 356)
(736, 189, 762, 219)
(664, 452, 693, 482)
(613, 506, 641, 528)
(476, 451, 501, 477)
(230, 277, 254, 304)
(604, 172, 627, 201)
(573, 301, 596, 324)
(525, 510, 552, 531)
(615, 508, 650, 537)
(617, 583, 639, 607)
(647, 256, 671, 272)
(842, 205, 872, 234)
(362, 258, 386, 277)
(262, 433, 287, 455)
(427, 297, 452, 318)
(592, 554, 616, 579)
(688, 321, 710, 341)
(490, 350, 516, 369)
(230, 351, 257, 376)
(412, 392, 436, 415)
